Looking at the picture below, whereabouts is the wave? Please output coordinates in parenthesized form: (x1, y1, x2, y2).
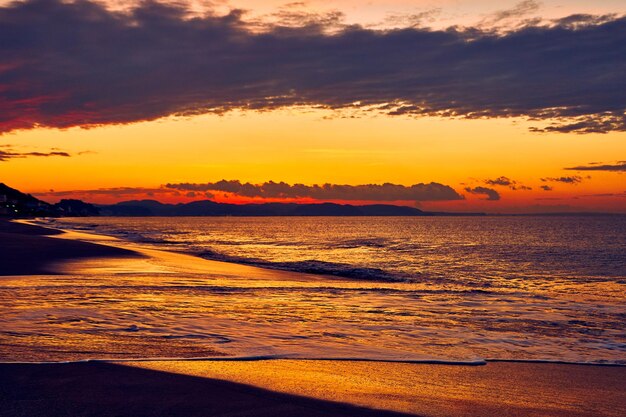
(2, 356, 625, 366)
(34, 219, 410, 282)
(330, 237, 391, 249)
(0, 356, 488, 365)
(40, 221, 185, 245)
(195, 250, 407, 282)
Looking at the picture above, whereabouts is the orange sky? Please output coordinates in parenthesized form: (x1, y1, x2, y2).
(2, 109, 624, 213)
(0, 0, 624, 213)
(103, 0, 626, 29)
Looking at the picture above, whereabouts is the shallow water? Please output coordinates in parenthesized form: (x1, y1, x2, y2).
(48, 216, 626, 284)
(1, 216, 625, 363)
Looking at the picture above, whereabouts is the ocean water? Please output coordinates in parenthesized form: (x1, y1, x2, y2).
(2, 216, 625, 363)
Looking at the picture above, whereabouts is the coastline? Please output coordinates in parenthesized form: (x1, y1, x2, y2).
(0, 219, 141, 276)
(1, 219, 625, 416)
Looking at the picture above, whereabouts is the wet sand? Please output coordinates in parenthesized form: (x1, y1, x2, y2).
(1, 219, 625, 416)
(0, 219, 141, 275)
(128, 359, 626, 417)
(1, 360, 624, 417)
(0, 361, 411, 417)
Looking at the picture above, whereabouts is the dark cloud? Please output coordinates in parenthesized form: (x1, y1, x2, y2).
(554, 14, 621, 29)
(383, 9, 442, 28)
(581, 192, 626, 198)
(0, 146, 70, 161)
(485, 176, 515, 186)
(564, 162, 626, 171)
(166, 180, 463, 201)
(540, 185, 553, 191)
(479, 0, 541, 26)
(530, 113, 626, 134)
(464, 186, 500, 201)
(540, 176, 585, 184)
(35, 187, 180, 199)
(484, 176, 532, 190)
(0, 0, 625, 134)
(262, 5, 344, 29)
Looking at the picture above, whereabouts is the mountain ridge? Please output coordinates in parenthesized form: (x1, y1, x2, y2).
(98, 199, 485, 216)
(1, 183, 487, 217)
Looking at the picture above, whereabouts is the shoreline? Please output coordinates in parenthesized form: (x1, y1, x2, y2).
(1, 360, 624, 417)
(0, 219, 142, 276)
(3, 355, 626, 367)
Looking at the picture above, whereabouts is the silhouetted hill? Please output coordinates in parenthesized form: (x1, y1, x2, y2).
(0, 184, 486, 218)
(0, 184, 99, 217)
(97, 199, 469, 216)
(55, 199, 100, 216)
(0, 183, 56, 217)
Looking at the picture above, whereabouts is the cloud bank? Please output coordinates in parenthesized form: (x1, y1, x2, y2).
(38, 186, 178, 198)
(565, 162, 626, 171)
(166, 180, 463, 201)
(540, 176, 585, 184)
(463, 186, 501, 201)
(1, 0, 624, 134)
(484, 176, 532, 190)
(0, 145, 70, 161)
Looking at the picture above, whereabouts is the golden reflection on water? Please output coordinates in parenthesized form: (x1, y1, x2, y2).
(1, 220, 624, 363)
(0, 237, 624, 363)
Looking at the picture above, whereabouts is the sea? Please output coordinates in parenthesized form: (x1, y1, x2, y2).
(2, 216, 625, 364)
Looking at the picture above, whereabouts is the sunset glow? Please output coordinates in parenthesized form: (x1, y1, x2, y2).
(2, 3, 626, 416)
(0, 0, 624, 213)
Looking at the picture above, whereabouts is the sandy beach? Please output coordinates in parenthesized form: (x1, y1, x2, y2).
(0, 219, 141, 276)
(1, 219, 625, 417)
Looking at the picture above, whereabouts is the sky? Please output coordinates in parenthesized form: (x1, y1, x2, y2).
(0, 0, 624, 213)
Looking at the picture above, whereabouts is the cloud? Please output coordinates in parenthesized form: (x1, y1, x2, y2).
(530, 113, 626, 134)
(35, 187, 180, 199)
(540, 176, 585, 184)
(540, 185, 553, 191)
(484, 176, 515, 186)
(564, 161, 626, 171)
(0, 0, 625, 134)
(166, 180, 463, 201)
(479, 0, 541, 26)
(382, 9, 442, 28)
(0, 146, 70, 161)
(554, 14, 621, 29)
(464, 186, 500, 200)
(260, 3, 345, 30)
(581, 192, 626, 198)
(484, 176, 532, 190)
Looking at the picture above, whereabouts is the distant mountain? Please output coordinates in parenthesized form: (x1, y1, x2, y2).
(0, 183, 99, 217)
(0, 183, 486, 217)
(98, 199, 478, 216)
(55, 199, 100, 216)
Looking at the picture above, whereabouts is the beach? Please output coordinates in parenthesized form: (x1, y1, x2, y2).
(1, 219, 625, 417)
(0, 219, 141, 276)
